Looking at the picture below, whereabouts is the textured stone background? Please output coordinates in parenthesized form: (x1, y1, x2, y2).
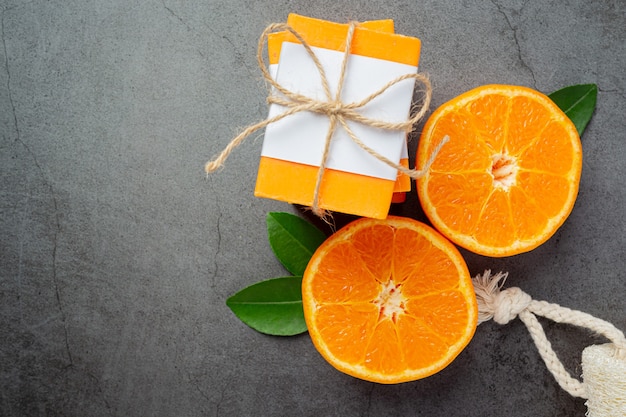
(1, 0, 624, 416)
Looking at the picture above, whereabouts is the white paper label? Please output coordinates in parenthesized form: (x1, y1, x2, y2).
(269, 63, 278, 79)
(262, 42, 417, 181)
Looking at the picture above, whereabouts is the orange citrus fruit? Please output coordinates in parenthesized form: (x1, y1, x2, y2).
(416, 84, 582, 257)
(302, 216, 477, 384)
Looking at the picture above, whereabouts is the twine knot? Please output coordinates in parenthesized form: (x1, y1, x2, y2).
(328, 101, 344, 116)
(204, 21, 444, 217)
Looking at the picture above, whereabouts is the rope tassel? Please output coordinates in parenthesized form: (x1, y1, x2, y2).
(473, 270, 626, 416)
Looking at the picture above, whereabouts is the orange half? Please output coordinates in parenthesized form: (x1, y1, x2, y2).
(302, 216, 478, 384)
(416, 85, 583, 257)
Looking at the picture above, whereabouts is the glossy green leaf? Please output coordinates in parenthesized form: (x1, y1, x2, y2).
(226, 276, 307, 336)
(548, 84, 597, 135)
(266, 212, 326, 276)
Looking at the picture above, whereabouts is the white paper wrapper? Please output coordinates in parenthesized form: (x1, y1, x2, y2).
(262, 42, 417, 181)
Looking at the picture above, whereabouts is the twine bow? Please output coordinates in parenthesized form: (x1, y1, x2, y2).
(205, 22, 447, 217)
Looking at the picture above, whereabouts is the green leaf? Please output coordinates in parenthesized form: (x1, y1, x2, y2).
(226, 276, 307, 336)
(266, 212, 326, 276)
(548, 84, 597, 136)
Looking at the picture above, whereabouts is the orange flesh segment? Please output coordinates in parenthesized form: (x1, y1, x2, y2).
(404, 291, 472, 345)
(397, 314, 449, 370)
(303, 217, 477, 384)
(311, 241, 381, 303)
(417, 85, 582, 256)
(364, 318, 405, 375)
(314, 303, 379, 364)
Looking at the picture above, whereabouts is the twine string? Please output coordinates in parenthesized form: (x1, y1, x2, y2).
(473, 270, 626, 399)
(310, 21, 356, 216)
(205, 22, 440, 216)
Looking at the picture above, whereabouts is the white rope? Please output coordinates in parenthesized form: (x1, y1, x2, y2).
(472, 270, 626, 399)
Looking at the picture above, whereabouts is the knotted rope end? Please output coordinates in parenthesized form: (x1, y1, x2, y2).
(472, 270, 508, 324)
(473, 270, 626, 405)
(472, 270, 532, 325)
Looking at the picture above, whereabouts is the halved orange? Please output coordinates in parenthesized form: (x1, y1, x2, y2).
(416, 85, 583, 257)
(302, 216, 477, 384)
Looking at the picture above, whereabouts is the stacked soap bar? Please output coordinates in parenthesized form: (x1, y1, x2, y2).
(255, 13, 422, 219)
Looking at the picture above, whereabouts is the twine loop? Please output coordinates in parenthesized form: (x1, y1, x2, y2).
(473, 270, 626, 399)
(205, 21, 443, 216)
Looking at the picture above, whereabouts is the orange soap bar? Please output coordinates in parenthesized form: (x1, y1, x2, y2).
(266, 19, 412, 199)
(255, 14, 421, 218)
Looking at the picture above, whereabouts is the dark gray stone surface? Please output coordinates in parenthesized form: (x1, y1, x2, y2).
(1, 0, 624, 416)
